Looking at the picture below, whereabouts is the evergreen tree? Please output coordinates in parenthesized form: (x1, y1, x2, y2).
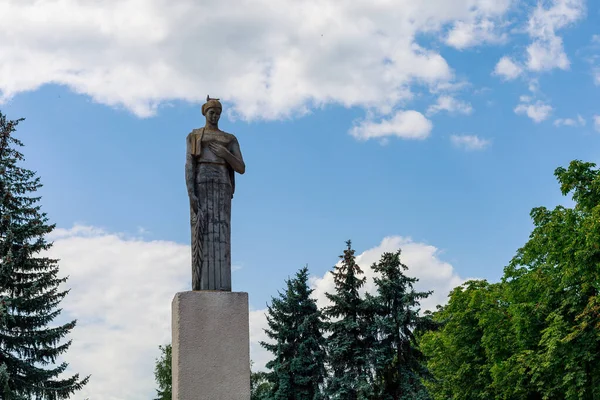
(0, 112, 89, 399)
(153, 344, 172, 400)
(366, 250, 435, 399)
(324, 241, 372, 400)
(261, 266, 327, 400)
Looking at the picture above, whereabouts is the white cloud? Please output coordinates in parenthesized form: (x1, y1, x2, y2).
(493, 56, 523, 80)
(519, 95, 533, 103)
(525, 0, 585, 71)
(249, 309, 270, 373)
(528, 79, 540, 93)
(427, 95, 473, 116)
(445, 19, 507, 50)
(442, 0, 511, 50)
(350, 110, 433, 141)
(46, 226, 190, 400)
(450, 134, 491, 151)
(526, 36, 570, 71)
(0, 0, 515, 120)
(514, 98, 553, 123)
(49, 224, 107, 239)
(553, 114, 586, 127)
(594, 115, 600, 132)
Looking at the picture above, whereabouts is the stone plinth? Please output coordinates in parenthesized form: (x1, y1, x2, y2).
(172, 291, 250, 400)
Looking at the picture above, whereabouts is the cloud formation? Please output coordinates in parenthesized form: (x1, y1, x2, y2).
(445, 19, 507, 50)
(47, 225, 189, 400)
(554, 115, 586, 127)
(491, 0, 584, 87)
(493, 57, 523, 80)
(525, 0, 585, 71)
(427, 95, 473, 116)
(0, 0, 514, 121)
(350, 111, 433, 141)
(594, 115, 600, 132)
(514, 97, 553, 123)
(450, 134, 491, 151)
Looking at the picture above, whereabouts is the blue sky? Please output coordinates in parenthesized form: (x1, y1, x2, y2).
(1, 0, 600, 398)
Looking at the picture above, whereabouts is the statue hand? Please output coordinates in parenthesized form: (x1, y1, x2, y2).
(208, 143, 230, 159)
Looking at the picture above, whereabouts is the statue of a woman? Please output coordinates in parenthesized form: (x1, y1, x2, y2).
(185, 96, 245, 291)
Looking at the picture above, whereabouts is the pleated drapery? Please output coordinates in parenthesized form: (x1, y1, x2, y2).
(191, 163, 233, 291)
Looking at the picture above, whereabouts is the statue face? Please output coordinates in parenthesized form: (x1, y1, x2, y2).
(206, 108, 221, 125)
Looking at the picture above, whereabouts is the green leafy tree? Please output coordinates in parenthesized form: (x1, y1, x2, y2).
(500, 160, 600, 399)
(153, 344, 172, 400)
(0, 112, 89, 399)
(367, 250, 435, 400)
(324, 241, 372, 400)
(251, 368, 273, 400)
(421, 160, 600, 400)
(261, 266, 327, 400)
(420, 280, 517, 399)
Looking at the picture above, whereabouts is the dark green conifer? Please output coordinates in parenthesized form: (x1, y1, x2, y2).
(323, 241, 372, 400)
(0, 112, 89, 399)
(367, 250, 435, 399)
(261, 266, 326, 400)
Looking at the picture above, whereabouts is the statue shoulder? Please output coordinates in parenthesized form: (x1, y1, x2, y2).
(221, 131, 238, 142)
(187, 128, 203, 141)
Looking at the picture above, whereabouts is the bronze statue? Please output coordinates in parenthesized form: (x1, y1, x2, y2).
(185, 96, 245, 291)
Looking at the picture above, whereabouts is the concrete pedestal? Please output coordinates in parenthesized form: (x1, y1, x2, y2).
(172, 291, 250, 400)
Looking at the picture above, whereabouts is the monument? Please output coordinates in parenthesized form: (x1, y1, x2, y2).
(172, 96, 251, 399)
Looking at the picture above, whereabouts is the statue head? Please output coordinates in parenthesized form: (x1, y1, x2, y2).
(202, 95, 222, 127)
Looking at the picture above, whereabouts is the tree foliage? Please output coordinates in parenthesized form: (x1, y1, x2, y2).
(421, 160, 600, 400)
(420, 280, 515, 399)
(0, 112, 89, 399)
(501, 160, 600, 399)
(366, 250, 435, 400)
(251, 369, 273, 400)
(324, 241, 372, 400)
(261, 266, 327, 400)
(153, 344, 172, 400)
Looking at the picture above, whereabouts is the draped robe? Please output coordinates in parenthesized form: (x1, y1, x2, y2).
(186, 128, 236, 291)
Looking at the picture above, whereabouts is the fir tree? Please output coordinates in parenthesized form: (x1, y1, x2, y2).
(0, 112, 89, 399)
(261, 266, 327, 400)
(367, 250, 435, 400)
(324, 241, 372, 400)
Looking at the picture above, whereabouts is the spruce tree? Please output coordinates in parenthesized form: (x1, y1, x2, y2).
(261, 266, 327, 400)
(367, 250, 435, 400)
(0, 112, 89, 399)
(324, 241, 372, 400)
